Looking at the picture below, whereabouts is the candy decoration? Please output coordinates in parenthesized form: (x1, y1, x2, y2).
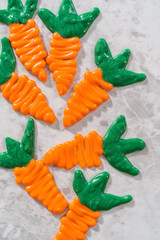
(63, 38, 146, 127)
(44, 131, 103, 169)
(47, 33, 81, 95)
(53, 170, 132, 239)
(0, 0, 48, 82)
(103, 115, 145, 176)
(44, 115, 145, 175)
(14, 159, 67, 214)
(0, 118, 68, 214)
(0, 38, 56, 124)
(0, 118, 35, 169)
(38, 0, 100, 95)
(63, 69, 113, 126)
(53, 197, 100, 240)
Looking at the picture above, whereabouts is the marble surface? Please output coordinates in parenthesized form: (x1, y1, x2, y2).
(0, 0, 160, 239)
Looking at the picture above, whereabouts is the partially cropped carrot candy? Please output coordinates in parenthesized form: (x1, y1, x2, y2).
(0, 0, 48, 82)
(44, 115, 146, 176)
(53, 170, 132, 240)
(63, 38, 147, 127)
(44, 131, 103, 170)
(0, 118, 68, 215)
(38, 0, 100, 95)
(0, 37, 56, 124)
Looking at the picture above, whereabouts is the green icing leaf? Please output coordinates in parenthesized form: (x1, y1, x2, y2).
(103, 115, 146, 176)
(0, 118, 35, 169)
(0, 10, 10, 24)
(73, 170, 132, 211)
(0, 0, 38, 24)
(21, 118, 35, 158)
(20, 0, 38, 24)
(38, 0, 100, 38)
(8, 0, 23, 11)
(58, 0, 77, 16)
(95, 38, 146, 86)
(5, 138, 21, 156)
(0, 152, 16, 169)
(0, 37, 16, 85)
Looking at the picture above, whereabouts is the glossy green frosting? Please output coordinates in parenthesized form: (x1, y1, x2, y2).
(0, 37, 16, 86)
(0, 0, 38, 24)
(0, 118, 35, 168)
(95, 38, 146, 86)
(73, 170, 132, 211)
(38, 0, 100, 38)
(103, 115, 146, 176)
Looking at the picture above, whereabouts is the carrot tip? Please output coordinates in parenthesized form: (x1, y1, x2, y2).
(57, 85, 68, 96)
(53, 201, 68, 215)
(38, 69, 47, 82)
(43, 113, 56, 124)
(43, 151, 55, 165)
(63, 117, 76, 127)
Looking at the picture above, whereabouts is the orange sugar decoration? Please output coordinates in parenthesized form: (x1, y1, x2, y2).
(9, 19, 48, 82)
(1, 72, 56, 124)
(43, 131, 104, 170)
(14, 159, 68, 214)
(63, 69, 113, 127)
(46, 33, 81, 95)
(52, 197, 100, 240)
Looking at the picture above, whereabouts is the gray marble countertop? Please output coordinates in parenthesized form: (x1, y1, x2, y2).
(0, 0, 160, 239)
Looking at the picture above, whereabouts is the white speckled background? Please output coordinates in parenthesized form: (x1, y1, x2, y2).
(0, 0, 160, 239)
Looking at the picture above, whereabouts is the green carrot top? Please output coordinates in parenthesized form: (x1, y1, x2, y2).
(95, 38, 146, 86)
(73, 170, 132, 211)
(0, 37, 16, 85)
(0, 0, 38, 25)
(103, 115, 146, 176)
(38, 0, 100, 38)
(0, 118, 35, 168)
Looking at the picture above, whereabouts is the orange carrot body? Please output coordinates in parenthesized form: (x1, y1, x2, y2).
(53, 197, 100, 240)
(9, 19, 47, 82)
(63, 69, 113, 127)
(1, 72, 56, 124)
(44, 131, 104, 170)
(14, 159, 68, 214)
(47, 33, 81, 95)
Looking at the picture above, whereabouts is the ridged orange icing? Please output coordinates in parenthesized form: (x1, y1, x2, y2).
(53, 197, 100, 240)
(44, 131, 104, 170)
(47, 33, 81, 95)
(1, 72, 56, 124)
(9, 19, 47, 82)
(14, 159, 68, 214)
(63, 69, 113, 127)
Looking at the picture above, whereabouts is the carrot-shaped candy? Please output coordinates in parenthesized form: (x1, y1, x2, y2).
(38, 0, 100, 95)
(63, 38, 146, 127)
(53, 170, 132, 240)
(0, 118, 68, 214)
(0, 0, 48, 82)
(0, 37, 56, 124)
(44, 115, 145, 176)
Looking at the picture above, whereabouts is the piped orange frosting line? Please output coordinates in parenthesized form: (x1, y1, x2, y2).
(1, 72, 56, 124)
(14, 159, 68, 214)
(44, 131, 104, 170)
(9, 19, 47, 82)
(63, 69, 113, 127)
(47, 33, 81, 95)
(53, 197, 100, 240)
